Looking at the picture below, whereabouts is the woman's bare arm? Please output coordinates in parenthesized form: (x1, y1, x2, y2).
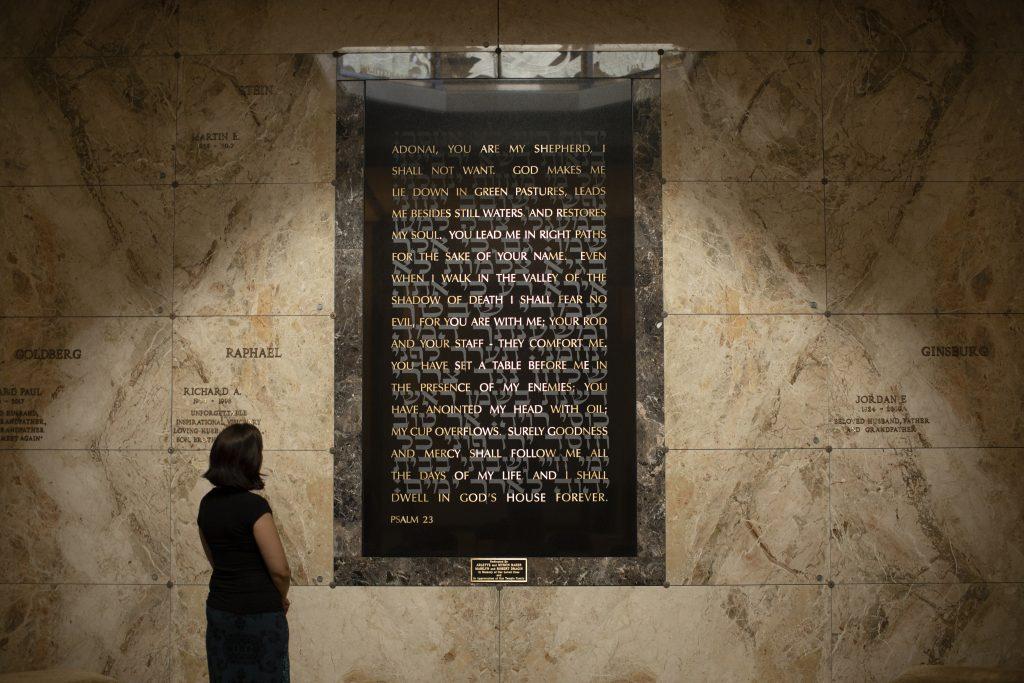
(253, 512, 291, 610)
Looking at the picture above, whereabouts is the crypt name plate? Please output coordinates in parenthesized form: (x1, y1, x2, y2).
(362, 79, 636, 557)
(470, 558, 528, 583)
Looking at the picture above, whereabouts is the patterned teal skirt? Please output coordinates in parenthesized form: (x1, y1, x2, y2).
(206, 605, 290, 682)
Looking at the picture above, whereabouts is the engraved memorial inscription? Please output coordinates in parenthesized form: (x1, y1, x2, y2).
(361, 80, 636, 557)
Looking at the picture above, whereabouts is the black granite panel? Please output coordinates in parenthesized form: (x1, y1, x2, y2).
(334, 61, 664, 585)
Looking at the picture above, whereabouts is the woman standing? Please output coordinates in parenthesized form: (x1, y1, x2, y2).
(198, 423, 291, 682)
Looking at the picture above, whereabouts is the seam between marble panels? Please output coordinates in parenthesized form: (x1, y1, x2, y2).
(818, 35, 834, 681)
(826, 446, 1024, 450)
(661, 312, 1024, 317)
(169, 448, 333, 453)
(5, 579, 1022, 587)
(827, 311, 1024, 316)
(0, 314, 335, 319)
(661, 179, 1024, 183)
(0, 181, 334, 188)
(67, 49, 1024, 56)
(0, 182, 174, 188)
(0, 580, 182, 586)
(169, 30, 179, 676)
(0, 448, 172, 452)
(824, 49, 1024, 55)
(5, 49, 1024, 62)
(5, 179, 1023, 189)
(664, 446, 1024, 452)
(7, 446, 1006, 453)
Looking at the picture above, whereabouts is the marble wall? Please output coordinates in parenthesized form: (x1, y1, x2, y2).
(1, 1, 1022, 681)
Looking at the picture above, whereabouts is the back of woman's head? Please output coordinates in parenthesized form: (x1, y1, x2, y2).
(203, 423, 265, 490)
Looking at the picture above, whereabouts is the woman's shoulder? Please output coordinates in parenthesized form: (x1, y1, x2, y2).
(236, 489, 272, 514)
(200, 487, 267, 505)
(199, 488, 271, 518)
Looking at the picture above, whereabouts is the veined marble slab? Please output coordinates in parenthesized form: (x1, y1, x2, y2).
(832, 448, 1024, 583)
(174, 183, 333, 316)
(0, 0, 177, 57)
(823, 52, 1024, 181)
(0, 584, 170, 681)
(177, 54, 336, 184)
(826, 181, 1024, 314)
(0, 317, 171, 450)
(664, 181, 825, 313)
(666, 449, 827, 585)
(821, 0, 1024, 52)
(832, 583, 1024, 682)
(499, 0, 818, 51)
(662, 51, 822, 181)
(172, 450, 332, 586)
(0, 57, 175, 185)
(826, 314, 1024, 448)
(0, 450, 170, 583)
(172, 315, 332, 451)
(173, 584, 498, 682)
(665, 314, 828, 449)
(179, 0, 497, 54)
(0, 185, 172, 316)
(501, 585, 827, 682)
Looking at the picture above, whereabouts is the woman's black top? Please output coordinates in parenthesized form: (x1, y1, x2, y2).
(197, 487, 283, 614)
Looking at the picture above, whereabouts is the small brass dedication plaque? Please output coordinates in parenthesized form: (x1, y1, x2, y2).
(470, 558, 528, 583)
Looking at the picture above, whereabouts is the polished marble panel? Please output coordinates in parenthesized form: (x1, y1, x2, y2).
(170, 586, 206, 683)
(173, 585, 498, 682)
(664, 315, 827, 449)
(0, 186, 172, 316)
(334, 81, 364, 250)
(332, 248, 362, 441)
(500, 0, 817, 51)
(0, 0, 178, 57)
(172, 450, 331, 586)
(172, 315, 332, 451)
(0, 317, 171, 450)
(180, 0, 497, 54)
(832, 583, 1024, 682)
(826, 182, 1024, 314)
(0, 450, 169, 583)
(663, 52, 822, 181)
(821, 0, 1024, 52)
(290, 586, 498, 681)
(334, 75, 665, 586)
(827, 315, 1024, 448)
(177, 55, 335, 184)
(823, 53, 1024, 181)
(666, 449, 827, 585)
(174, 183, 333, 315)
(832, 448, 1024, 583)
(0, 584, 170, 680)
(664, 182, 824, 313)
(501, 585, 827, 681)
(0, 57, 175, 185)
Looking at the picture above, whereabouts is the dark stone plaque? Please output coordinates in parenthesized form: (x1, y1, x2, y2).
(361, 79, 636, 558)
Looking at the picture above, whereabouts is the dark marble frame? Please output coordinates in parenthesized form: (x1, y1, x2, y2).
(334, 51, 664, 586)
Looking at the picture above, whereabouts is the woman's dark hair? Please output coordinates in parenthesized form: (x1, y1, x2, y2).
(203, 423, 265, 490)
